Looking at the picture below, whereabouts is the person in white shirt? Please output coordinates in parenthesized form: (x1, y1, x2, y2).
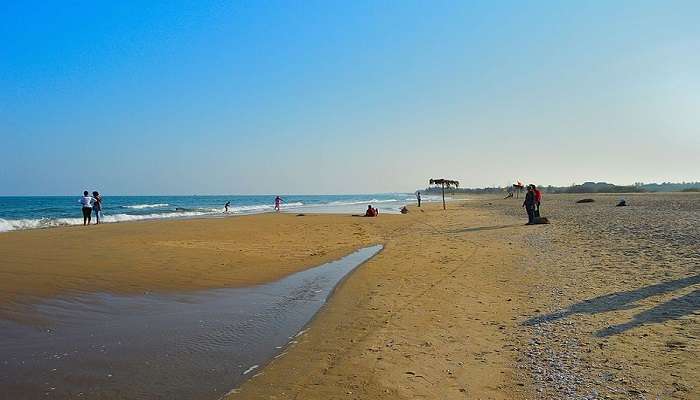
(79, 191, 94, 225)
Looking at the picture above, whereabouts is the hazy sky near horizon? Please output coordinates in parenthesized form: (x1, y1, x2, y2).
(2, 1, 699, 195)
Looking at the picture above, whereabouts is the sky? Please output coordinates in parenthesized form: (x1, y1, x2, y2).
(1, 1, 699, 195)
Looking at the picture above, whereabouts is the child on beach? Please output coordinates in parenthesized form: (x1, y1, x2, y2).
(274, 196, 283, 211)
(224, 201, 230, 213)
(79, 191, 94, 226)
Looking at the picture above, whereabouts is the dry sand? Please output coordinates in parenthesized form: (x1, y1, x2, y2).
(227, 202, 535, 399)
(2, 193, 697, 399)
(500, 193, 700, 399)
(0, 213, 404, 321)
(230, 193, 698, 399)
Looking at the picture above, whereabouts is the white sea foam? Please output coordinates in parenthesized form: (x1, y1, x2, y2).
(326, 198, 401, 206)
(0, 196, 435, 233)
(0, 218, 62, 232)
(242, 365, 259, 375)
(0, 211, 212, 232)
(121, 203, 170, 209)
(231, 201, 304, 213)
(0, 202, 313, 232)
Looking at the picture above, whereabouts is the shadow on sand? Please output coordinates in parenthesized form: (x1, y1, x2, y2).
(523, 274, 700, 336)
(450, 224, 523, 233)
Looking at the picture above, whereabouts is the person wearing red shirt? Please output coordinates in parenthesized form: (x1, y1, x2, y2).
(533, 186, 542, 218)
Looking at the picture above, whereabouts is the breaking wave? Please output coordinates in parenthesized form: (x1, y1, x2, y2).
(121, 203, 170, 209)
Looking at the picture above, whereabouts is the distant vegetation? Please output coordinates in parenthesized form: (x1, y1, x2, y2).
(423, 181, 700, 194)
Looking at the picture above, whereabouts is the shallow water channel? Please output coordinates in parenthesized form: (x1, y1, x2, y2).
(0, 245, 383, 399)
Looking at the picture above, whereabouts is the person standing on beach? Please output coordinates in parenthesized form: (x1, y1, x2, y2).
(274, 196, 283, 212)
(533, 186, 542, 217)
(79, 191, 94, 226)
(92, 191, 102, 224)
(224, 201, 230, 213)
(522, 185, 536, 225)
(416, 191, 421, 207)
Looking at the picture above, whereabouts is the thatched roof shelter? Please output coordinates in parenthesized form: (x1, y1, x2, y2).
(429, 178, 460, 209)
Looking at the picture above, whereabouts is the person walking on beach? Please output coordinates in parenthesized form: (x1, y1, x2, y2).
(79, 191, 94, 226)
(533, 186, 542, 218)
(224, 201, 230, 213)
(274, 196, 283, 212)
(92, 191, 102, 224)
(416, 191, 422, 207)
(522, 185, 536, 225)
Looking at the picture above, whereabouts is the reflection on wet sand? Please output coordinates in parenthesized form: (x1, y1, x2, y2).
(0, 245, 382, 400)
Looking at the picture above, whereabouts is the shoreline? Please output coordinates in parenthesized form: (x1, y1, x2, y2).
(0, 211, 409, 321)
(0, 194, 434, 233)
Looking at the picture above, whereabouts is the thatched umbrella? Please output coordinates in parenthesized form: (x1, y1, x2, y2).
(429, 178, 460, 210)
(512, 182, 525, 199)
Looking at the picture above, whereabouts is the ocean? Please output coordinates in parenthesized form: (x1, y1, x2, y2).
(0, 193, 437, 232)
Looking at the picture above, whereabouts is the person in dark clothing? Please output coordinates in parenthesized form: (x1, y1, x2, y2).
(522, 185, 536, 224)
(92, 191, 102, 224)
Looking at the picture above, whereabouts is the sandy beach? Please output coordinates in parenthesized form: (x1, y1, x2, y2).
(1, 194, 698, 399)
(228, 193, 698, 399)
(0, 212, 408, 322)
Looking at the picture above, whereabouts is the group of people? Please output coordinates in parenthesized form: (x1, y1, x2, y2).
(364, 205, 379, 217)
(522, 184, 542, 224)
(79, 190, 103, 225)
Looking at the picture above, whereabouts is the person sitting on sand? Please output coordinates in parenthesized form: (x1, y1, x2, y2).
(92, 191, 102, 224)
(79, 191, 94, 226)
(522, 185, 536, 225)
(400, 206, 409, 214)
(274, 196, 283, 212)
(365, 205, 379, 217)
(224, 201, 230, 213)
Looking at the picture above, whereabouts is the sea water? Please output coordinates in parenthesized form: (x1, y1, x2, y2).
(0, 194, 440, 232)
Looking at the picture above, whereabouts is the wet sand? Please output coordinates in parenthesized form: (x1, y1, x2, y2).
(1, 246, 383, 399)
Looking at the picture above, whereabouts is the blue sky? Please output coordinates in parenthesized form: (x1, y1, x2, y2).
(2, 1, 699, 195)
